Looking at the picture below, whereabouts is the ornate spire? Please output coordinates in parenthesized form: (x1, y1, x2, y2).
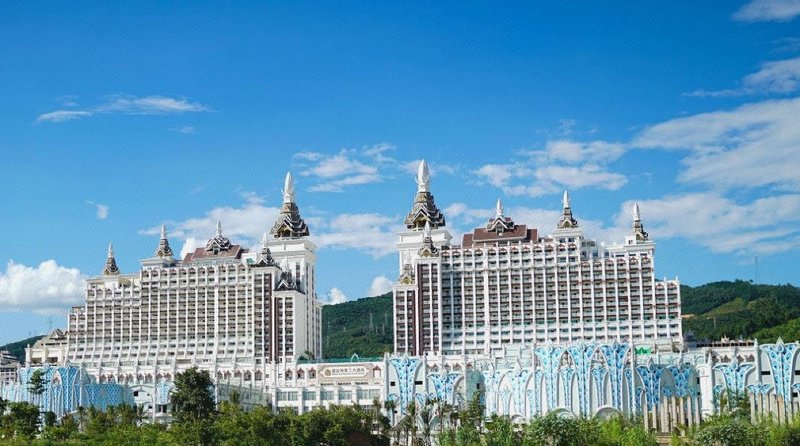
(271, 172, 310, 239)
(632, 202, 649, 241)
(205, 220, 232, 253)
(556, 190, 579, 229)
(487, 197, 514, 234)
(404, 160, 446, 230)
(102, 243, 120, 276)
(155, 224, 174, 258)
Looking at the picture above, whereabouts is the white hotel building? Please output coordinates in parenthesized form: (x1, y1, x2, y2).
(65, 173, 323, 388)
(393, 161, 682, 356)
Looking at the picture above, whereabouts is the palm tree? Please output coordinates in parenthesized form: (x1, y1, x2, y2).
(384, 398, 398, 427)
(419, 404, 433, 446)
(407, 402, 418, 446)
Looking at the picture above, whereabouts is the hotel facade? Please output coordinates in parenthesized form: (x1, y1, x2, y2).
(393, 161, 682, 356)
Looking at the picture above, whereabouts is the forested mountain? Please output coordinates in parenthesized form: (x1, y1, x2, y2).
(0, 335, 43, 360)
(321, 292, 394, 359)
(681, 280, 800, 341)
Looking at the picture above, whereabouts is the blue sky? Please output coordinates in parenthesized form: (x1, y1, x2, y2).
(1, 1, 800, 345)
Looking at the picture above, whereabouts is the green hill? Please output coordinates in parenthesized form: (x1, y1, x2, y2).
(321, 292, 394, 359)
(682, 280, 800, 341)
(0, 335, 43, 360)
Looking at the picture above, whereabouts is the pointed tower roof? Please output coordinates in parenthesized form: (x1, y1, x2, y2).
(631, 202, 649, 241)
(205, 220, 232, 253)
(257, 232, 276, 267)
(154, 224, 174, 258)
(102, 243, 120, 276)
(271, 172, 310, 239)
(486, 197, 515, 235)
(404, 160, 446, 230)
(556, 190, 579, 229)
(418, 221, 439, 257)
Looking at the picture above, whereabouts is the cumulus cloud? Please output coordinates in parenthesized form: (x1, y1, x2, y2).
(474, 139, 627, 197)
(615, 193, 800, 255)
(0, 260, 86, 314)
(733, 0, 800, 22)
(325, 287, 350, 305)
(37, 95, 210, 123)
(685, 57, 800, 97)
(295, 143, 401, 193)
(367, 276, 394, 297)
(313, 213, 401, 258)
(633, 96, 800, 192)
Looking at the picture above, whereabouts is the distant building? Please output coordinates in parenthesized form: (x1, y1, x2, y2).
(25, 329, 68, 365)
(0, 350, 20, 384)
(393, 160, 682, 356)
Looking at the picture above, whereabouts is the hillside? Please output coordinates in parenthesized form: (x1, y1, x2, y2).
(0, 335, 43, 360)
(682, 280, 800, 341)
(321, 292, 394, 359)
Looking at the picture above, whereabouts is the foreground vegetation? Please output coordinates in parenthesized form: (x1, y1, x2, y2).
(4, 368, 800, 445)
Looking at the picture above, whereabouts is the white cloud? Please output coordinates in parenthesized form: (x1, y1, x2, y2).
(97, 96, 209, 114)
(367, 275, 394, 297)
(325, 287, 350, 305)
(633, 96, 800, 192)
(37, 110, 93, 123)
(171, 126, 196, 134)
(85, 201, 109, 220)
(474, 139, 626, 197)
(733, 0, 800, 22)
(313, 213, 400, 258)
(95, 204, 109, 220)
(0, 260, 86, 314)
(296, 149, 382, 192)
(615, 193, 800, 255)
(37, 95, 210, 123)
(685, 57, 800, 97)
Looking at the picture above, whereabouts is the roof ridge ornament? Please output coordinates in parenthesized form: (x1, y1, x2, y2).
(102, 242, 120, 276)
(155, 224, 174, 258)
(632, 202, 649, 241)
(487, 197, 515, 235)
(205, 220, 232, 253)
(556, 190, 579, 229)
